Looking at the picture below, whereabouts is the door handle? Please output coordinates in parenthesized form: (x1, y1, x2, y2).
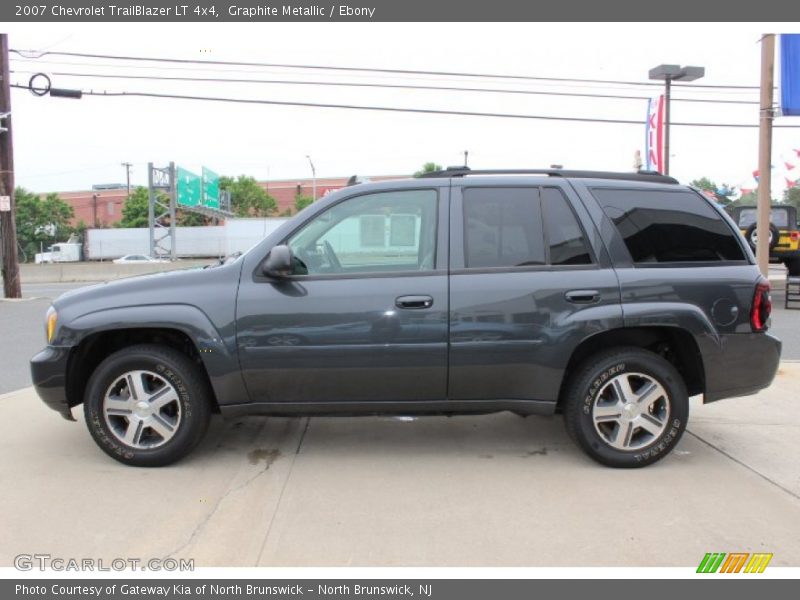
(565, 290, 600, 304)
(395, 295, 434, 309)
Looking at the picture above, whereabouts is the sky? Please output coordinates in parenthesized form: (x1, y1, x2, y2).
(4, 22, 800, 195)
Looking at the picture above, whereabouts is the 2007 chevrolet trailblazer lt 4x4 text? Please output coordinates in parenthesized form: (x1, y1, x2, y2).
(31, 169, 782, 468)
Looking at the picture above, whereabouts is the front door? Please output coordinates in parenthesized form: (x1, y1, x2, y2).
(236, 186, 449, 404)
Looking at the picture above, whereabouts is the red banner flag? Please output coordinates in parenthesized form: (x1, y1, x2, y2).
(645, 95, 665, 173)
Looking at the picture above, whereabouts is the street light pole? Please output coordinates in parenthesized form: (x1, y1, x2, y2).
(306, 155, 316, 201)
(648, 64, 705, 176)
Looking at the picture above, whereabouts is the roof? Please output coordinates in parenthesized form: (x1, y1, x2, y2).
(418, 168, 678, 184)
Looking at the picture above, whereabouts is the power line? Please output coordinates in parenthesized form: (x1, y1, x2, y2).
(9, 57, 762, 99)
(11, 83, 799, 128)
(10, 48, 765, 90)
(9, 69, 760, 105)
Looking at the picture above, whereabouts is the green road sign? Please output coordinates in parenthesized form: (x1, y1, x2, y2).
(176, 167, 202, 207)
(202, 167, 220, 209)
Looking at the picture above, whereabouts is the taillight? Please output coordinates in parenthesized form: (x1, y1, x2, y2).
(751, 278, 772, 332)
(790, 231, 800, 242)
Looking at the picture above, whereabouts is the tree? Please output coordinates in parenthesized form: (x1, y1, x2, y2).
(782, 185, 800, 211)
(735, 191, 758, 206)
(119, 186, 211, 228)
(413, 162, 443, 178)
(219, 175, 277, 217)
(14, 188, 75, 260)
(690, 177, 735, 205)
(119, 187, 150, 228)
(295, 194, 314, 213)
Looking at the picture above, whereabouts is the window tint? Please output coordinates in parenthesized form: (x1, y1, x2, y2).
(463, 187, 545, 268)
(541, 188, 592, 265)
(287, 189, 437, 275)
(592, 188, 745, 263)
(737, 207, 790, 229)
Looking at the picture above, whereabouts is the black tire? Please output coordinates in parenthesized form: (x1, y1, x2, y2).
(744, 222, 779, 252)
(563, 347, 689, 468)
(787, 257, 800, 277)
(83, 344, 212, 467)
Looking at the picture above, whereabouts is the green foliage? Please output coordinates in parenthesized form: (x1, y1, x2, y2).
(690, 177, 735, 205)
(413, 162, 443, 178)
(176, 209, 209, 227)
(119, 186, 211, 228)
(782, 186, 800, 211)
(14, 188, 75, 260)
(734, 191, 758, 206)
(219, 175, 277, 217)
(689, 177, 716, 192)
(119, 187, 150, 228)
(295, 194, 314, 213)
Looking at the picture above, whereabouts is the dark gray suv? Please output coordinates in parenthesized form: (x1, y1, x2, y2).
(30, 169, 781, 468)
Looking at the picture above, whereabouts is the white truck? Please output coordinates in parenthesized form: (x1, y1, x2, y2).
(34, 242, 82, 264)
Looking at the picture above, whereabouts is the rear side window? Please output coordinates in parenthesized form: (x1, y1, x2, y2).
(737, 207, 790, 229)
(542, 188, 593, 265)
(463, 187, 545, 268)
(592, 188, 746, 263)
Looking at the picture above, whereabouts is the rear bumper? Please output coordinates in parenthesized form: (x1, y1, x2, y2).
(30, 346, 75, 421)
(703, 332, 782, 403)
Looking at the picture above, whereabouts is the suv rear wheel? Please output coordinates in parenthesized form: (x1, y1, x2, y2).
(83, 344, 211, 467)
(563, 347, 689, 468)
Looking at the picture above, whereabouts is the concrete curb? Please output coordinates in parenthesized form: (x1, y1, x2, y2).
(18, 260, 215, 284)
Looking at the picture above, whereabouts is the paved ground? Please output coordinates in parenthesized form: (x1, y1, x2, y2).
(1, 364, 798, 567)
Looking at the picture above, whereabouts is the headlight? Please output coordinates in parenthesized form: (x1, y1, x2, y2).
(46, 307, 58, 344)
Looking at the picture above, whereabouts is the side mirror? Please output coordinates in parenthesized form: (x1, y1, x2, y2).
(262, 245, 294, 278)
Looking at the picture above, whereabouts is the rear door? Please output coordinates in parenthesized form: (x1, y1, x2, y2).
(448, 180, 622, 404)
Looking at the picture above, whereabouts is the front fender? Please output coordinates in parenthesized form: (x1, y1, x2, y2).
(60, 304, 248, 406)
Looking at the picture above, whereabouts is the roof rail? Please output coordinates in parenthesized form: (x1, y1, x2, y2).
(418, 167, 678, 184)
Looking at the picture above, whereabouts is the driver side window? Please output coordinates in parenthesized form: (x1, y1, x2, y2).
(287, 189, 438, 275)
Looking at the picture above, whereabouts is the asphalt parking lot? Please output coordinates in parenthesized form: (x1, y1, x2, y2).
(1, 277, 799, 567)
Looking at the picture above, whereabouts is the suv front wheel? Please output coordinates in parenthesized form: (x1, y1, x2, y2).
(83, 344, 212, 467)
(563, 347, 689, 468)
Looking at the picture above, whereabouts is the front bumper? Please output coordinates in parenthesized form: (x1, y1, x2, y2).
(30, 346, 75, 421)
(703, 332, 782, 402)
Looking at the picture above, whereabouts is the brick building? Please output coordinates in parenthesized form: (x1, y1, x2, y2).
(57, 188, 129, 228)
(261, 175, 403, 215)
(53, 175, 406, 227)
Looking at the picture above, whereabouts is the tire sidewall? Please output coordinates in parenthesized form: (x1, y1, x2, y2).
(571, 352, 688, 467)
(84, 348, 205, 466)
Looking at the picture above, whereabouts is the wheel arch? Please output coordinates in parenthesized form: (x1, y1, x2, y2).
(557, 326, 705, 408)
(62, 305, 246, 411)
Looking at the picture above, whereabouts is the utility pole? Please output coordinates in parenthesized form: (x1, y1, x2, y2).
(756, 34, 775, 278)
(121, 162, 132, 197)
(92, 193, 99, 227)
(0, 34, 21, 299)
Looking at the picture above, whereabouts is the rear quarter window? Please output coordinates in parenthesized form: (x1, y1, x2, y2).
(592, 188, 746, 264)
